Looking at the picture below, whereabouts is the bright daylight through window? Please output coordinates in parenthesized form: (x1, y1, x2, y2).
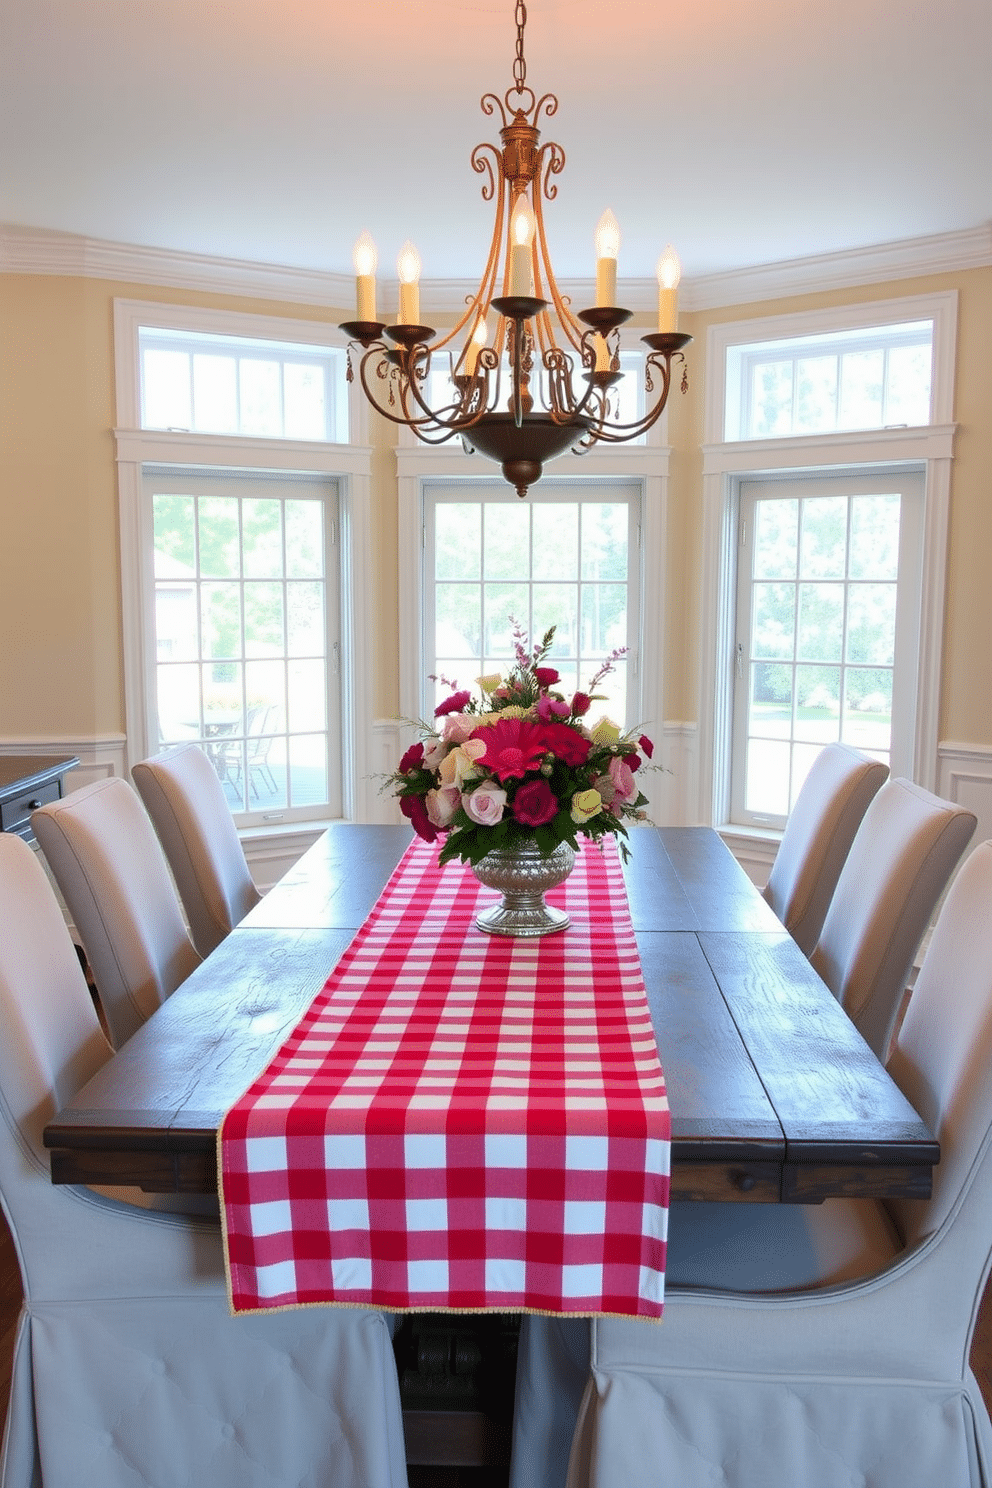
(147, 471, 341, 823)
(734, 473, 923, 825)
(426, 483, 640, 730)
(139, 325, 348, 441)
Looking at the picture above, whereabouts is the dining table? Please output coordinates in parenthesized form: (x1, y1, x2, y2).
(42, 821, 938, 1470)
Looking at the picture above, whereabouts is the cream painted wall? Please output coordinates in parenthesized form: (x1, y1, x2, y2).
(1, 264, 990, 765)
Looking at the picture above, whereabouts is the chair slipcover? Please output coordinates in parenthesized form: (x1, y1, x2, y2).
(512, 842, 992, 1488)
(133, 743, 262, 959)
(762, 742, 888, 955)
(32, 776, 201, 1048)
(810, 775, 976, 1059)
(0, 833, 407, 1488)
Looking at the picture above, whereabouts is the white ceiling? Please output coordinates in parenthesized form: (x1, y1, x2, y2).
(2, 0, 991, 286)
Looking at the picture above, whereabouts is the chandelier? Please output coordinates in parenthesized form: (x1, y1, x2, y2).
(339, 1, 691, 499)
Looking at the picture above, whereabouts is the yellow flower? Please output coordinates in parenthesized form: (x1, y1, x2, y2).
(477, 673, 503, 694)
(438, 740, 486, 788)
(571, 787, 603, 825)
(590, 717, 622, 747)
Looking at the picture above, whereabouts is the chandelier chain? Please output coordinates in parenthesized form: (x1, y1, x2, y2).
(513, 1, 527, 93)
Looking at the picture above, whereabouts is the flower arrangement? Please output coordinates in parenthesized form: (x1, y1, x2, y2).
(388, 622, 654, 867)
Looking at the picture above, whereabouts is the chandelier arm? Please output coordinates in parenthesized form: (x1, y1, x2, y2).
(584, 354, 679, 443)
(531, 158, 583, 354)
(355, 349, 460, 432)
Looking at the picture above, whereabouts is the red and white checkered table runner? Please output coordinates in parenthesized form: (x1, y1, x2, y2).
(220, 835, 670, 1319)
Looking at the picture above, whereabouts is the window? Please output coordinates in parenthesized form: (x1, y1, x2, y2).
(423, 480, 641, 728)
(144, 469, 342, 823)
(732, 470, 923, 826)
(139, 326, 348, 441)
(700, 292, 956, 835)
(727, 320, 933, 440)
(115, 299, 378, 826)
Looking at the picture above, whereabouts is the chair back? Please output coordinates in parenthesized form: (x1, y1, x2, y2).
(810, 777, 976, 1059)
(32, 776, 200, 1047)
(763, 743, 888, 955)
(0, 835, 113, 1280)
(133, 743, 261, 958)
(887, 840, 992, 1254)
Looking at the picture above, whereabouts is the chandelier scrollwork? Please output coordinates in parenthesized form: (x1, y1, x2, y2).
(340, 1, 691, 498)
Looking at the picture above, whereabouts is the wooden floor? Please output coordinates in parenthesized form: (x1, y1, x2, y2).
(2, 1204, 992, 1462)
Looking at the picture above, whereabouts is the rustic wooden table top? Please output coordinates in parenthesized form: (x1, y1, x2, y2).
(44, 823, 938, 1204)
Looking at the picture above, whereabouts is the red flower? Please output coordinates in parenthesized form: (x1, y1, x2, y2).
(639, 733, 655, 760)
(537, 721, 592, 767)
(623, 751, 641, 772)
(534, 666, 560, 688)
(472, 718, 548, 781)
(399, 741, 425, 774)
(512, 778, 559, 826)
(400, 793, 439, 842)
(434, 689, 472, 717)
(570, 692, 592, 717)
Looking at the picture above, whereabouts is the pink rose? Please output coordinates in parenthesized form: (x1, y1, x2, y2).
(400, 794, 438, 842)
(463, 782, 507, 826)
(512, 778, 559, 826)
(534, 666, 560, 687)
(442, 712, 479, 744)
(608, 754, 637, 805)
(426, 784, 461, 828)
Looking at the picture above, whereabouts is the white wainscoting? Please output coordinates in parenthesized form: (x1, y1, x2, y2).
(937, 742, 992, 856)
(0, 734, 127, 789)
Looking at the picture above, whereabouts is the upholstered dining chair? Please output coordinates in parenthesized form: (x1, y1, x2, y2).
(32, 776, 201, 1048)
(809, 776, 976, 1059)
(133, 743, 262, 958)
(0, 832, 407, 1488)
(513, 839, 992, 1488)
(761, 742, 888, 955)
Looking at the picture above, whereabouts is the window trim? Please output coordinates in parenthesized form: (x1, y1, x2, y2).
(704, 291, 958, 445)
(116, 428, 377, 822)
(699, 294, 958, 834)
(114, 298, 366, 446)
(730, 466, 926, 828)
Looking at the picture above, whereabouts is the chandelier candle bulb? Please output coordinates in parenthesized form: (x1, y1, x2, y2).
(594, 334, 611, 372)
(465, 317, 488, 375)
(397, 240, 422, 325)
(352, 231, 378, 322)
(509, 196, 536, 297)
(656, 244, 681, 332)
(595, 209, 621, 307)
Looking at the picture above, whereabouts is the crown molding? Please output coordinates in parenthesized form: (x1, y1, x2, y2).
(3, 221, 990, 313)
(0, 224, 355, 308)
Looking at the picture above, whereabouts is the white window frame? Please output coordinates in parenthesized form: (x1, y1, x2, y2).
(698, 292, 958, 833)
(730, 466, 925, 828)
(114, 299, 377, 823)
(396, 441, 670, 822)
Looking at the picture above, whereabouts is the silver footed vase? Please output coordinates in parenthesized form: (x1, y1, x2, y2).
(471, 838, 576, 937)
